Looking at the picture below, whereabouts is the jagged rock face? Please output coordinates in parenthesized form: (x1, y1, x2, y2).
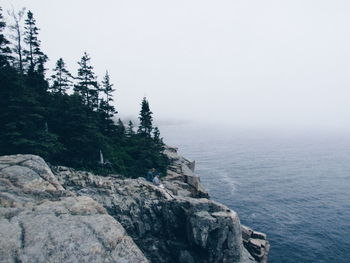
(52, 166, 256, 263)
(0, 154, 263, 263)
(164, 146, 209, 198)
(0, 155, 149, 263)
(241, 226, 270, 263)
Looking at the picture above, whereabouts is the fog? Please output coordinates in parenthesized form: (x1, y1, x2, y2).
(3, 0, 350, 131)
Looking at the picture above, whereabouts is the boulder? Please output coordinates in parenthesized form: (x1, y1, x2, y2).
(0, 155, 149, 263)
(241, 226, 270, 263)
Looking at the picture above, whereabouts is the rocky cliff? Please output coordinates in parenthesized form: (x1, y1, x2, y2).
(0, 148, 269, 263)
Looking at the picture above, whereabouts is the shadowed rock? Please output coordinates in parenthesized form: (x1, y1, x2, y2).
(52, 166, 256, 263)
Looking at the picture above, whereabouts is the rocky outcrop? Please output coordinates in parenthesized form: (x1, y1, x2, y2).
(52, 165, 256, 263)
(241, 226, 270, 263)
(0, 153, 268, 263)
(163, 147, 269, 263)
(163, 146, 209, 198)
(0, 154, 148, 263)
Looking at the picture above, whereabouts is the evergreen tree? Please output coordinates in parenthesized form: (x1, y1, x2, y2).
(98, 71, 117, 135)
(52, 94, 104, 167)
(23, 10, 37, 71)
(8, 8, 26, 74)
(153, 127, 162, 145)
(117, 119, 126, 136)
(23, 10, 48, 75)
(101, 71, 116, 116)
(0, 7, 11, 67)
(138, 97, 153, 137)
(50, 58, 72, 94)
(126, 121, 135, 136)
(74, 52, 99, 108)
(0, 72, 61, 159)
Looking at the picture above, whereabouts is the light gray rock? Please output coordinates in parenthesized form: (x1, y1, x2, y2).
(0, 196, 148, 263)
(53, 165, 256, 263)
(163, 147, 268, 262)
(0, 154, 64, 193)
(0, 153, 267, 263)
(0, 155, 149, 263)
(164, 146, 209, 198)
(241, 225, 270, 263)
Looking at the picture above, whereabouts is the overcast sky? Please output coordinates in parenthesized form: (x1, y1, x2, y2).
(3, 0, 350, 131)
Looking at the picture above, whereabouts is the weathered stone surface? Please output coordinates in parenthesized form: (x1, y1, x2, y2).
(0, 155, 149, 263)
(53, 165, 256, 263)
(242, 225, 254, 241)
(0, 196, 148, 263)
(163, 147, 268, 262)
(164, 146, 209, 198)
(0, 153, 268, 263)
(241, 225, 270, 263)
(0, 154, 64, 193)
(251, 231, 267, 240)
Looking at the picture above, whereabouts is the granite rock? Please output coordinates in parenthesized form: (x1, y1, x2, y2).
(52, 166, 256, 263)
(0, 155, 148, 263)
(0, 153, 268, 263)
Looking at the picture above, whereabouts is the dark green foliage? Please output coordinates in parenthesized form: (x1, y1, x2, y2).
(101, 71, 116, 116)
(74, 52, 99, 109)
(125, 100, 168, 178)
(153, 127, 164, 151)
(0, 8, 168, 177)
(50, 58, 72, 94)
(117, 119, 126, 136)
(0, 8, 11, 67)
(98, 71, 117, 136)
(126, 121, 135, 136)
(0, 67, 62, 160)
(24, 10, 48, 73)
(138, 97, 153, 137)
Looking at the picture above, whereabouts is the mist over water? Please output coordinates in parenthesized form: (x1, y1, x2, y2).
(161, 123, 350, 263)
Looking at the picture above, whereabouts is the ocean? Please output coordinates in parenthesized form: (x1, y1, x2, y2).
(160, 123, 350, 263)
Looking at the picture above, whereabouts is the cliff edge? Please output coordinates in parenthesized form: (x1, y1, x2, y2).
(0, 149, 268, 263)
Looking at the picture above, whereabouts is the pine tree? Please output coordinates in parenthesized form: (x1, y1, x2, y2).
(50, 58, 72, 94)
(153, 127, 162, 145)
(126, 121, 135, 136)
(101, 71, 116, 116)
(8, 8, 26, 74)
(117, 119, 126, 136)
(23, 10, 47, 74)
(0, 7, 11, 67)
(22, 11, 49, 99)
(0, 73, 61, 159)
(74, 52, 99, 108)
(138, 97, 153, 137)
(23, 10, 38, 71)
(52, 94, 104, 167)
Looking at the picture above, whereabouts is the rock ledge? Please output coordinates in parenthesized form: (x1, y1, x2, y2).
(0, 151, 269, 263)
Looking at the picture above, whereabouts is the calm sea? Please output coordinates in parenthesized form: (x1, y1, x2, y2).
(161, 123, 350, 263)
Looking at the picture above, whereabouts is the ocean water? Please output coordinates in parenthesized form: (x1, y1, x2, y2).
(160, 124, 350, 263)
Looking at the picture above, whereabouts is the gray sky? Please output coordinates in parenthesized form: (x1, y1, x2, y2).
(3, 0, 350, 131)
